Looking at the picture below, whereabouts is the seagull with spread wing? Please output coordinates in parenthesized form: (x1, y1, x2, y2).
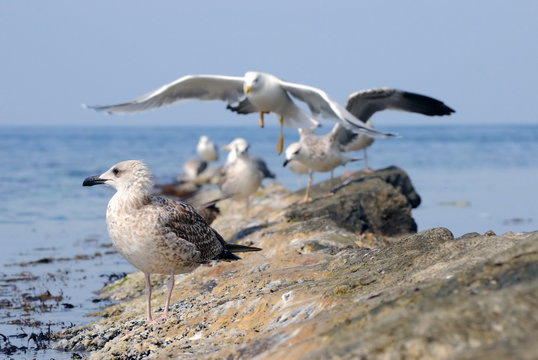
(84, 72, 395, 154)
(332, 88, 455, 170)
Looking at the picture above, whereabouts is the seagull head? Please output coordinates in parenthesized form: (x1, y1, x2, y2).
(222, 138, 249, 157)
(83, 160, 153, 194)
(199, 135, 209, 144)
(283, 142, 302, 167)
(243, 71, 263, 94)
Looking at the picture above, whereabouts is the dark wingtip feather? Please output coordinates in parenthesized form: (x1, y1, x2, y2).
(216, 250, 242, 261)
(401, 92, 455, 116)
(226, 243, 262, 253)
(215, 243, 261, 261)
(226, 103, 250, 115)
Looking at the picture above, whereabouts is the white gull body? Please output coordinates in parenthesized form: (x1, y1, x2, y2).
(196, 135, 219, 162)
(220, 138, 264, 203)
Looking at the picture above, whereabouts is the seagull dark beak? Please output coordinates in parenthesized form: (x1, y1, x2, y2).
(83, 175, 107, 186)
(283, 159, 289, 167)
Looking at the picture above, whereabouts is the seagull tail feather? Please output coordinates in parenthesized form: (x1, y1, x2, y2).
(226, 243, 262, 253)
(216, 243, 262, 261)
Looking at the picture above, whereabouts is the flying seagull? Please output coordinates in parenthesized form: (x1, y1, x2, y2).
(333, 87, 455, 170)
(82, 160, 260, 323)
(83, 71, 396, 154)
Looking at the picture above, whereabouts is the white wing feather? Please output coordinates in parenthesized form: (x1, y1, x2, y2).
(84, 74, 245, 114)
(279, 80, 395, 138)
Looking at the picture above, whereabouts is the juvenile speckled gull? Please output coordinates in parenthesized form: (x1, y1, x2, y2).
(333, 88, 455, 169)
(83, 71, 396, 154)
(283, 128, 359, 202)
(83, 160, 260, 323)
(196, 135, 219, 162)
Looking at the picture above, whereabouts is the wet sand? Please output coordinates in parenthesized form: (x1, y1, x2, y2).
(0, 232, 132, 359)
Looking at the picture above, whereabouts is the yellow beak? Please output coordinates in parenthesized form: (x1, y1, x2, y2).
(221, 145, 231, 151)
(244, 85, 251, 94)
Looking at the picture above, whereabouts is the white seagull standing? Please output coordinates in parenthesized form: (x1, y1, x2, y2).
(84, 71, 395, 154)
(224, 138, 275, 180)
(333, 88, 455, 170)
(283, 128, 360, 202)
(196, 135, 219, 162)
(219, 138, 269, 212)
(82, 160, 260, 323)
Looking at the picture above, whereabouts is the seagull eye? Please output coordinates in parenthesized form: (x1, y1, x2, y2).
(112, 168, 120, 176)
(293, 149, 300, 155)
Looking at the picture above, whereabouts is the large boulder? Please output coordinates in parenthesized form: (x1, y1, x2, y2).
(286, 167, 419, 236)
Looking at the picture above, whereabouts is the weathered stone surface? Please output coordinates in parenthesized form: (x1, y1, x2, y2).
(53, 173, 538, 360)
(286, 167, 418, 236)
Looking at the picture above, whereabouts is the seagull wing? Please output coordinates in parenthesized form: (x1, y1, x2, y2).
(329, 123, 359, 150)
(346, 88, 455, 121)
(251, 155, 276, 179)
(84, 74, 246, 114)
(154, 197, 224, 262)
(226, 98, 259, 114)
(279, 80, 395, 138)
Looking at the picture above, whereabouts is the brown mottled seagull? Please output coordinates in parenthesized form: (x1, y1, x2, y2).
(83, 160, 260, 323)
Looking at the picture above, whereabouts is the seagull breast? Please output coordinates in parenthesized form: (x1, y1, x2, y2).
(245, 73, 291, 114)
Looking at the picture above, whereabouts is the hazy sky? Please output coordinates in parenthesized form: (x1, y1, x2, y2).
(0, 1, 536, 127)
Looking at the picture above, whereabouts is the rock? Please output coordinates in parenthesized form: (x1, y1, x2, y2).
(286, 167, 418, 236)
(156, 182, 200, 199)
(53, 173, 538, 360)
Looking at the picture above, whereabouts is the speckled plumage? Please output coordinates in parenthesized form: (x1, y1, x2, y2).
(83, 160, 260, 322)
(107, 194, 225, 275)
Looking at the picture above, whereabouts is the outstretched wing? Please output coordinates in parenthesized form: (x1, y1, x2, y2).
(329, 123, 360, 150)
(346, 87, 455, 122)
(279, 80, 395, 138)
(84, 74, 245, 114)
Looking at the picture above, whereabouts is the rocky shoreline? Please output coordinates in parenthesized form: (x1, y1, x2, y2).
(53, 167, 538, 359)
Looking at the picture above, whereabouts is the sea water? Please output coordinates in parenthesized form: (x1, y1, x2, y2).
(0, 124, 537, 358)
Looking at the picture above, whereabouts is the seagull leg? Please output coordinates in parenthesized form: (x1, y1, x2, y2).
(300, 171, 313, 203)
(163, 273, 175, 319)
(144, 272, 153, 323)
(146, 273, 175, 324)
(362, 148, 374, 174)
(258, 111, 269, 128)
(277, 116, 285, 154)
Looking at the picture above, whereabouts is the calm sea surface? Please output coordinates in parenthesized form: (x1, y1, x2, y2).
(0, 124, 537, 358)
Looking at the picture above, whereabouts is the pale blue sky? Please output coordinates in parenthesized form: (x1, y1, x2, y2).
(0, 1, 536, 127)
